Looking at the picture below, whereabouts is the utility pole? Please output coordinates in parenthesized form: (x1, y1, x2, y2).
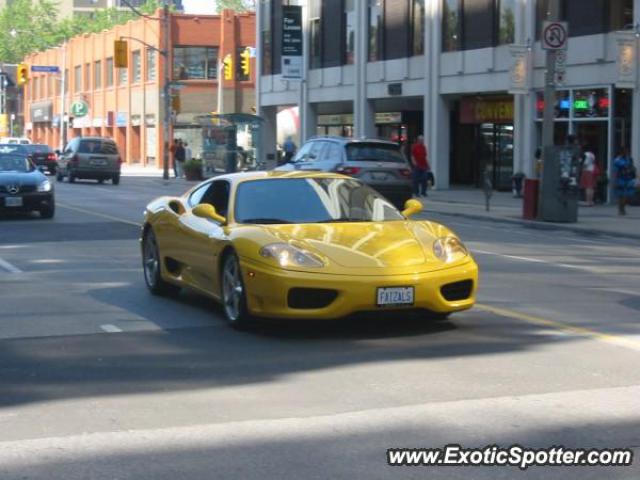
(161, 0, 171, 180)
(60, 43, 67, 151)
(217, 60, 223, 114)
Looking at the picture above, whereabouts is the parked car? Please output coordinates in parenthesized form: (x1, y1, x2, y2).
(23, 144, 57, 175)
(56, 137, 122, 184)
(0, 146, 54, 218)
(0, 137, 31, 145)
(275, 136, 413, 208)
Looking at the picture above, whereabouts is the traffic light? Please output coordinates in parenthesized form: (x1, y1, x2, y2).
(16, 64, 29, 86)
(223, 54, 233, 81)
(240, 48, 251, 77)
(114, 40, 128, 68)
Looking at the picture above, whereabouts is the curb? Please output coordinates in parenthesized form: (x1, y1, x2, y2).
(423, 208, 640, 241)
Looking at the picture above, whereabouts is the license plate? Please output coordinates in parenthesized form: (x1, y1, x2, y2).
(90, 159, 107, 166)
(5, 197, 23, 207)
(371, 172, 389, 181)
(376, 287, 414, 307)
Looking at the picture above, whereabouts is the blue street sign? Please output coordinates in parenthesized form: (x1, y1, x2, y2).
(30, 65, 60, 73)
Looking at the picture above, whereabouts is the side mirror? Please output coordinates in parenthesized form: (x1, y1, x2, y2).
(402, 198, 423, 218)
(192, 203, 227, 225)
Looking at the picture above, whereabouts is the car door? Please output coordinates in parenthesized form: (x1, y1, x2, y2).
(58, 138, 78, 171)
(179, 180, 231, 295)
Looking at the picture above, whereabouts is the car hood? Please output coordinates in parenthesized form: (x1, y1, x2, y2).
(255, 221, 460, 274)
(0, 171, 45, 186)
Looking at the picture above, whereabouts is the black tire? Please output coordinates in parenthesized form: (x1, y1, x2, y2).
(220, 252, 252, 329)
(39, 204, 55, 219)
(98, 178, 104, 184)
(68, 170, 76, 183)
(49, 165, 57, 176)
(112, 174, 120, 185)
(56, 170, 64, 182)
(142, 229, 180, 296)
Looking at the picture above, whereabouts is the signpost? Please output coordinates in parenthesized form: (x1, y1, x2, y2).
(70, 100, 89, 118)
(281, 5, 303, 80)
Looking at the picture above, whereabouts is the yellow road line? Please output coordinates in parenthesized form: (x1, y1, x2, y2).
(476, 303, 640, 353)
(57, 203, 142, 227)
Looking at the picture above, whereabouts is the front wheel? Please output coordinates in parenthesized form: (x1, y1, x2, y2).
(112, 174, 120, 185)
(68, 169, 75, 183)
(221, 253, 252, 329)
(142, 229, 180, 296)
(39, 204, 55, 219)
(56, 170, 64, 182)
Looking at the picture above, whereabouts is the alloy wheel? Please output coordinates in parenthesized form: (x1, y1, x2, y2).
(222, 255, 244, 323)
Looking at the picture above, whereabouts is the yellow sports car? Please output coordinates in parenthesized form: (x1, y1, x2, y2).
(141, 171, 478, 328)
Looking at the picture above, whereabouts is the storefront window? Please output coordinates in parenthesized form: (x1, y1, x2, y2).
(173, 46, 219, 80)
(535, 90, 570, 119)
(344, 0, 356, 64)
(573, 89, 609, 118)
(498, 0, 516, 44)
(442, 0, 460, 52)
(412, 0, 425, 55)
(368, 0, 383, 61)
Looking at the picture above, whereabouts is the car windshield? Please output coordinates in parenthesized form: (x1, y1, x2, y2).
(0, 144, 27, 156)
(235, 178, 404, 224)
(0, 155, 33, 173)
(346, 143, 405, 163)
(78, 140, 118, 154)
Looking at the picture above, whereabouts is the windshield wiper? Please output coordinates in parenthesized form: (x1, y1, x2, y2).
(240, 218, 293, 224)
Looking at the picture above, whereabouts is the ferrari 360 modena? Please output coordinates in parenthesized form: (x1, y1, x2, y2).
(141, 171, 478, 328)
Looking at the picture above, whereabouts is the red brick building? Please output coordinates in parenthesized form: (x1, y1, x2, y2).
(23, 9, 255, 167)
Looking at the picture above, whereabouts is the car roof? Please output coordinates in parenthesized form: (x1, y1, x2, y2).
(306, 136, 401, 147)
(76, 136, 116, 142)
(206, 170, 347, 186)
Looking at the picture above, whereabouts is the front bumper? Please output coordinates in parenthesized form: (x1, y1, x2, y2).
(0, 192, 54, 212)
(240, 258, 478, 319)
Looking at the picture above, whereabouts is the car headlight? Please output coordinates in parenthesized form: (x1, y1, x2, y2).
(259, 243, 324, 268)
(433, 236, 468, 263)
(37, 180, 52, 192)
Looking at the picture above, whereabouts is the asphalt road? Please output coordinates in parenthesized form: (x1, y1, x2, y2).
(0, 176, 639, 480)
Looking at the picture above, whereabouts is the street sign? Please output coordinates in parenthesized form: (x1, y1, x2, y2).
(554, 49, 567, 84)
(281, 5, 303, 80)
(70, 100, 89, 118)
(542, 21, 568, 50)
(31, 65, 60, 73)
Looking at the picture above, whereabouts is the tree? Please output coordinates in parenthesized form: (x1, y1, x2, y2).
(216, 0, 256, 13)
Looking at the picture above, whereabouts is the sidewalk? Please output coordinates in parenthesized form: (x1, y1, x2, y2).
(422, 188, 640, 240)
(121, 164, 165, 177)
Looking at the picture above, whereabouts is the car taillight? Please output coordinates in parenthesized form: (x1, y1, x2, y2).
(47, 153, 56, 161)
(336, 166, 361, 175)
(399, 168, 412, 178)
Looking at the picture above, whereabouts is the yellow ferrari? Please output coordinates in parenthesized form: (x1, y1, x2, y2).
(141, 171, 478, 328)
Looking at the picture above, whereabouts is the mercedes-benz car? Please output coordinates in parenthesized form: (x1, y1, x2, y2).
(141, 171, 477, 328)
(0, 147, 55, 218)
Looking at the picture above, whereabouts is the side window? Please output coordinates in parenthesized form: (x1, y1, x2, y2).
(64, 138, 78, 154)
(293, 142, 312, 162)
(307, 141, 326, 161)
(188, 182, 213, 207)
(199, 180, 231, 217)
(325, 143, 343, 162)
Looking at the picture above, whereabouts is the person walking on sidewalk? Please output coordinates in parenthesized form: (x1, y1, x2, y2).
(411, 135, 430, 197)
(174, 140, 186, 179)
(580, 147, 597, 206)
(613, 147, 637, 215)
(170, 139, 179, 178)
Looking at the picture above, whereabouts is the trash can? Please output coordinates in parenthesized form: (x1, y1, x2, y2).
(523, 178, 539, 220)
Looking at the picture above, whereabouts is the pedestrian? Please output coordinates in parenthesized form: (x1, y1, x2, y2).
(174, 140, 186, 178)
(613, 147, 637, 216)
(184, 142, 192, 162)
(283, 136, 297, 163)
(580, 147, 597, 206)
(170, 139, 179, 178)
(410, 135, 430, 197)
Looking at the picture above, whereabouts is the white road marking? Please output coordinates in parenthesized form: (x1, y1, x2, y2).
(100, 324, 123, 333)
(471, 248, 604, 273)
(0, 257, 22, 273)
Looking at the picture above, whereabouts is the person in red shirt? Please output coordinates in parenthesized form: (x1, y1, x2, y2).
(410, 135, 430, 197)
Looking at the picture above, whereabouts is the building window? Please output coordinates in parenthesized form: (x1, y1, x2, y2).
(146, 48, 156, 81)
(442, 0, 461, 52)
(537, 0, 633, 38)
(368, 0, 383, 61)
(118, 64, 128, 85)
(64, 69, 69, 93)
(173, 46, 219, 80)
(498, 0, 515, 44)
(106, 57, 114, 87)
(85, 63, 90, 91)
(309, 17, 322, 69)
(412, 0, 425, 56)
(74, 65, 81, 92)
(94, 60, 102, 89)
(462, 0, 495, 50)
(132, 50, 141, 83)
(344, 0, 356, 64)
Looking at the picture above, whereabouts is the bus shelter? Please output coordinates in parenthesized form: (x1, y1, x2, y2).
(196, 113, 265, 178)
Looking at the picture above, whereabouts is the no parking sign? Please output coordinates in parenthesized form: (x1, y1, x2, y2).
(542, 21, 568, 50)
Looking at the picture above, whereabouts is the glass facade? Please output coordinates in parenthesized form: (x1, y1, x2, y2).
(412, 0, 425, 56)
(344, 0, 356, 64)
(498, 0, 516, 44)
(368, 0, 383, 61)
(442, 0, 461, 52)
(537, 0, 633, 38)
